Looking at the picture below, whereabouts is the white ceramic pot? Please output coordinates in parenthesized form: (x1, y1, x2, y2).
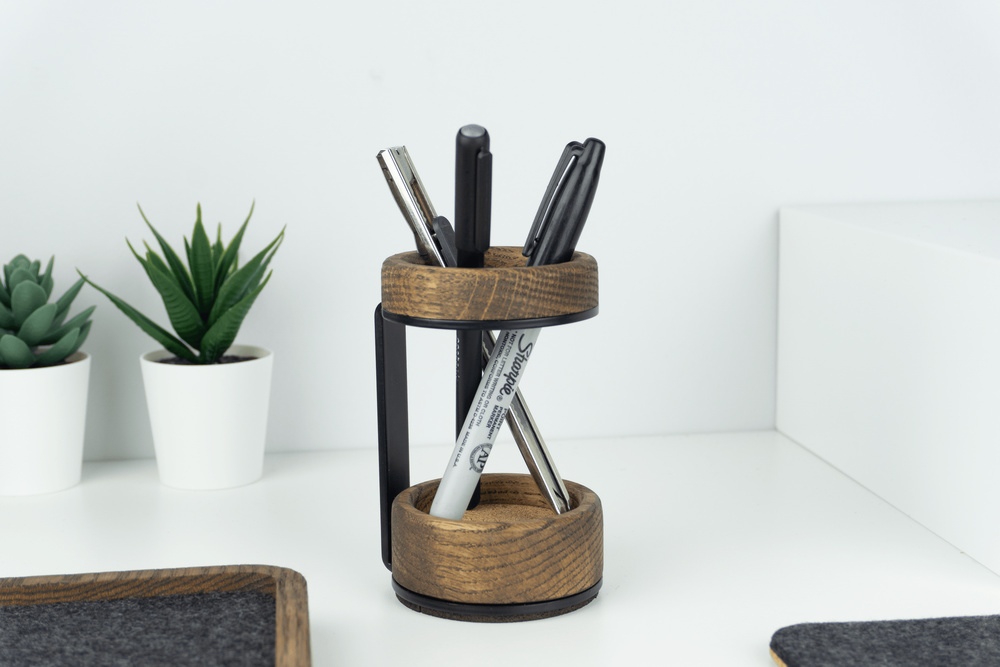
(140, 344, 273, 490)
(0, 352, 91, 495)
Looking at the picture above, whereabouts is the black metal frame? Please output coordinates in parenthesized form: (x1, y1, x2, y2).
(374, 301, 599, 620)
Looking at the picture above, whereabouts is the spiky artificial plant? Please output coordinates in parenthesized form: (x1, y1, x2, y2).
(80, 203, 283, 364)
(0, 255, 94, 369)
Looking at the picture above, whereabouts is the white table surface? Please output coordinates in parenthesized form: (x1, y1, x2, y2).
(2, 431, 998, 666)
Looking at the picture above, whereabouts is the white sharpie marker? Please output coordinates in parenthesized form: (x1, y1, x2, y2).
(429, 327, 540, 520)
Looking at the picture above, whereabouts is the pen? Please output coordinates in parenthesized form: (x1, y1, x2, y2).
(524, 138, 606, 266)
(377, 143, 573, 514)
(486, 335, 570, 513)
(455, 125, 493, 506)
(376, 146, 455, 267)
(429, 137, 606, 520)
(454, 127, 492, 512)
(454, 124, 492, 269)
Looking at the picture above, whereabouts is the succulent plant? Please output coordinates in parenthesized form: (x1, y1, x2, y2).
(80, 203, 283, 365)
(0, 255, 94, 369)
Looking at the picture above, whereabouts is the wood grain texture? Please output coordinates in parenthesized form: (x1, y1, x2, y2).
(391, 473, 603, 605)
(0, 564, 310, 667)
(381, 246, 598, 322)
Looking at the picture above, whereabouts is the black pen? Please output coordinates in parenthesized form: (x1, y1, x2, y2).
(454, 125, 493, 511)
(524, 137, 605, 266)
(454, 125, 492, 267)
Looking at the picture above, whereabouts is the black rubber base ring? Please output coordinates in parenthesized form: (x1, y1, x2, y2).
(391, 578, 602, 623)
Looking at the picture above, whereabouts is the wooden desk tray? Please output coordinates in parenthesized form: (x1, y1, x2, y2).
(0, 564, 310, 666)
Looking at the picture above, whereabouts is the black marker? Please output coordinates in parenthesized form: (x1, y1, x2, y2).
(524, 137, 605, 266)
(454, 126, 493, 510)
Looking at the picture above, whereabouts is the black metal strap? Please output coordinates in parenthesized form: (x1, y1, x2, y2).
(375, 304, 409, 570)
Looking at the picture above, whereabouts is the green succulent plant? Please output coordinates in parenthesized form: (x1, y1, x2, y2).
(80, 203, 283, 365)
(0, 255, 94, 369)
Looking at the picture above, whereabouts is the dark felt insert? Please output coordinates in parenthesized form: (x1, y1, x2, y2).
(771, 615, 1000, 667)
(0, 590, 276, 667)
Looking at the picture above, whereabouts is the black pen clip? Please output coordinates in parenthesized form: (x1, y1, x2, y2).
(473, 149, 492, 255)
(523, 141, 583, 259)
(431, 216, 459, 268)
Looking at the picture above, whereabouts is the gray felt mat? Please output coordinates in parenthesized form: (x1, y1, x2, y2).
(0, 590, 275, 667)
(771, 615, 1000, 667)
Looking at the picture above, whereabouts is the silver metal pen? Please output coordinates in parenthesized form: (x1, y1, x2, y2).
(483, 334, 570, 512)
(377, 146, 572, 513)
(377, 147, 445, 267)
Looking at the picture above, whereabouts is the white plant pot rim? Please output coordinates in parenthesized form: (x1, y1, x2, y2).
(141, 344, 271, 365)
(1, 350, 89, 373)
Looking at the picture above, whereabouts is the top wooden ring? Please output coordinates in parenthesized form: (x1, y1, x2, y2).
(380, 246, 598, 326)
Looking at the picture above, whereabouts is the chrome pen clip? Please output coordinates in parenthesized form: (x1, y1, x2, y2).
(377, 146, 457, 267)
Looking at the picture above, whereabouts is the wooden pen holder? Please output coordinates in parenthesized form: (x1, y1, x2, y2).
(375, 247, 602, 622)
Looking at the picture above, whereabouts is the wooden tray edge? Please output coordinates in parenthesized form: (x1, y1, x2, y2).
(0, 564, 310, 667)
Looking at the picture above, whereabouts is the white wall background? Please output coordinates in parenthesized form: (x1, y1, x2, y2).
(2, 1, 999, 461)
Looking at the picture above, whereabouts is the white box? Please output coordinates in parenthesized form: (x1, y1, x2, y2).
(777, 201, 1000, 573)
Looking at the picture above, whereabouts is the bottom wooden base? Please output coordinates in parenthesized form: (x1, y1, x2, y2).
(392, 578, 602, 623)
(390, 473, 603, 619)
